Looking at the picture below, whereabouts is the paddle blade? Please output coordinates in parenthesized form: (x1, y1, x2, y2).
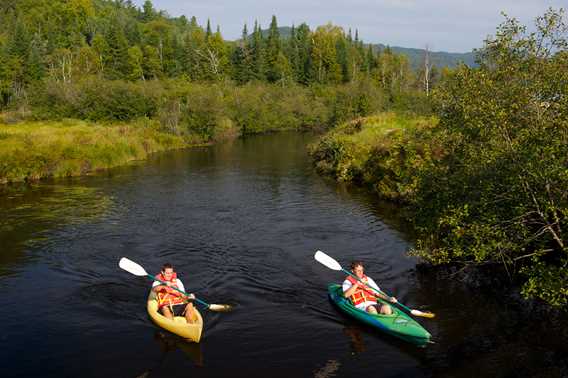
(314, 250, 343, 271)
(410, 309, 436, 318)
(119, 257, 148, 277)
(208, 304, 233, 312)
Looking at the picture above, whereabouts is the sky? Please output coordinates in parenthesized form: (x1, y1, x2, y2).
(132, 0, 566, 53)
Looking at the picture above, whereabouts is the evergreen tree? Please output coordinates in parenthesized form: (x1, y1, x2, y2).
(206, 19, 212, 39)
(230, 23, 253, 83)
(294, 23, 312, 84)
(335, 36, 350, 83)
(265, 15, 283, 82)
(105, 22, 130, 79)
(127, 45, 144, 80)
(142, 0, 155, 21)
(182, 19, 206, 81)
(250, 21, 265, 81)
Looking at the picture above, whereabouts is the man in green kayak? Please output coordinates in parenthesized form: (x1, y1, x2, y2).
(152, 263, 197, 323)
(342, 261, 397, 315)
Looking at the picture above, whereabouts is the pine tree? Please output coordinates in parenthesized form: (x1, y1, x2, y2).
(231, 23, 253, 83)
(294, 23, 312, 84)
(182, 19, 206, 81)
(265, 15, 282, 82)
(206, 19, 212, 39)
(142, 0, 155, 21)
(251, 21, 265, 81)
(105, 22, 130, 79)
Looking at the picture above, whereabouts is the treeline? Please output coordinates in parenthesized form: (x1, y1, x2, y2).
(311, 10, 568, 307)
(0, 0, 435, 118)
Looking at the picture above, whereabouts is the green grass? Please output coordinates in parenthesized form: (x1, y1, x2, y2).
(0, 119, 187, 184)
(309, 112, 439, 201)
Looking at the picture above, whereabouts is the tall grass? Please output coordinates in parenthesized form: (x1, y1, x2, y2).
(309, 112, 440, 202)
(0, 118, 186, 184)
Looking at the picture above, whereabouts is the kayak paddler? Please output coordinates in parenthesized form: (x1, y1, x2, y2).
(152, 263, 197, 323)
(342, 260, 398, 315)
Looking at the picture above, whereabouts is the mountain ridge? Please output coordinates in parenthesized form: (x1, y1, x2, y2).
(258, 26, 477, 69)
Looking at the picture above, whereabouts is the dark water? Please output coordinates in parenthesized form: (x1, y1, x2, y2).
(1, 132, 566, 378)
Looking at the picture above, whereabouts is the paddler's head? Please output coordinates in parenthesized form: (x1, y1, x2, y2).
(350, 261, 365, 279)
(161, 263, 175, 280)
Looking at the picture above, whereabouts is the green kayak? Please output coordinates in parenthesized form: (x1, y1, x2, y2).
(328, 284, 431, 346)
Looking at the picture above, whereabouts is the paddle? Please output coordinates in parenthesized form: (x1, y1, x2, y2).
(314, 250, 435, 318)
(118, 257, 233, 312)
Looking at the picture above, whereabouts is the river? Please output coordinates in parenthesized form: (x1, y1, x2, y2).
(1, 132, 566, 378)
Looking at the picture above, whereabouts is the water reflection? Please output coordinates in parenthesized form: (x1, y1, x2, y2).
(0, 183, 111, 276)
(135, 331, 204, 377)
(154, 331, 204, 367)
(343, 325, 366, 355)
(313, 359, 341, 378)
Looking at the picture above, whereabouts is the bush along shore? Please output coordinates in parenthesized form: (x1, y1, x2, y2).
(311, 11, 568, 308)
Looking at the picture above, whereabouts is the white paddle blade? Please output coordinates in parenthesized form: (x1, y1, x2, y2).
(314, 250, 342, 271)
(119, 257, 148, 277)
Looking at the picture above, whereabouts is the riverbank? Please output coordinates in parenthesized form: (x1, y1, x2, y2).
(309, 112, 440, 202)
(0, 118, 187, 184)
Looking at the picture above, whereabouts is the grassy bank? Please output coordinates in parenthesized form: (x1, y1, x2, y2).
(0, 119, 186, 184)
(309, 112, 440, 202)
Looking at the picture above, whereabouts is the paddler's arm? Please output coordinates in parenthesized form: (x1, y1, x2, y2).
(375, 291, 397, 303)
(367, 278, 397, 303)
(152, 280, 173, 293)
(343, 281, 360, 298)
(175, 279, 195, 300)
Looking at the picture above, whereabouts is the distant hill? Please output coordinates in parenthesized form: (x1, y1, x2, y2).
(374, 44, 477, 69)
(258, 27, 477, 69)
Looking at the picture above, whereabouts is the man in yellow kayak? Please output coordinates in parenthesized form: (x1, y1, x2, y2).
(342, 260, 397, 315)
(152, 263, 197, 323)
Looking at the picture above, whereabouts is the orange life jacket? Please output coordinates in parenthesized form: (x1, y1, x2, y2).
(346, 275, 377, 306)
(155, 272, 186, 308)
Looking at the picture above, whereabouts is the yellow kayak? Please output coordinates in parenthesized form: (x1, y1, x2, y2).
(146, 291, 203, 343)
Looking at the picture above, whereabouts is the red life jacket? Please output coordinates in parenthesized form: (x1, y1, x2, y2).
(155, 272, 186, 308)
(346, 275, 377, 306)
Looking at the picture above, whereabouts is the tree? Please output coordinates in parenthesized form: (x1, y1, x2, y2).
(142, 44, 161, 79)
(265, 15, 283, 82)
(142, 0, 156, 21)
(310, 23, 343, 84)
(422, 44, 432, 96)
(200, 28, 228, 80)
(413, 9, 568, 306)
(293, 23, 312, 84)
(105, 22, 130, 78)
(250, 21, 265, 81)
(127, 45, 144, 80)
(230, 23, 254, 83)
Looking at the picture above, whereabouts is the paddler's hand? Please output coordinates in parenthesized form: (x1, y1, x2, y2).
(188, 293, 195, 300)
(390, 296, 398, 304)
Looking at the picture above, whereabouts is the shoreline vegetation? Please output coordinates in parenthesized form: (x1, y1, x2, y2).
(311, 11, 567, 307)
(0, 78, 425, 184)
(0, 118, 187, 184)
(0, 0, 566, 307)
